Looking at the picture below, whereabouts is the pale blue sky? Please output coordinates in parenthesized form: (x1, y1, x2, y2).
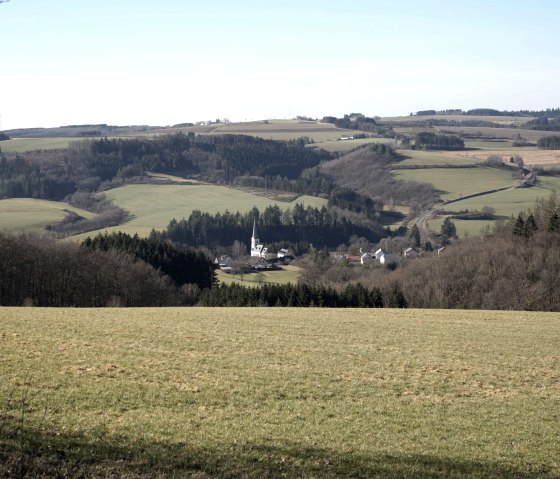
(1, 0, 559, 129)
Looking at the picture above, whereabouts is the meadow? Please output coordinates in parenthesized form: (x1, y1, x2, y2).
(397, 150, 483, 167)
(0, 198, 97, 233)
(381, 114, 534, 127)
(392, 167, 516, 201)
(428, 175, 560, 236)
(71, 184, 328, 239)
(1, 307, 559, 478)
(0, 138, 80, 153)
(216, 265, 302, 287)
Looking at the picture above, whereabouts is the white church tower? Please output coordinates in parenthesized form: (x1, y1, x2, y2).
(251, 219, 260, 255)
(250, 219, 270, 258)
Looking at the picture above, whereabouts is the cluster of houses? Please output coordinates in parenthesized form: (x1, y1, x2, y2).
(336, 247, 419, 266)
(215, 220, 427, 274)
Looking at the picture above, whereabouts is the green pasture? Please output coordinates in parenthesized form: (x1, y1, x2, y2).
(397, 150, 484, 166)
(429, 175, 560, 236)
(0, 198, 96, 233)
(0, 137, 81, 152)
(72, 184, 328, 239)
(437, 127, 559, 143)
(216, 265, 302, 287)
(194, 120, 364, 143)
(309, 137, 393, 153)
(1, 308, 559, 478)
(393, 167, 516, 201)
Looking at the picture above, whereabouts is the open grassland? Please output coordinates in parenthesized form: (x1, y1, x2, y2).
(393, 126, 559, 143)
(428, 176, 560, 237)
(309, 137, 394, 153)
(381, 114, 535, 127)
(463, 139, 516, 149)
(216, 265, 302, 287)
(1, 308, 559, 478)
(0, 198, 97, 233)
(0, 138, 82, 152)
(397, 150, 484, 167)
(69, 184, 328, 239)
(151, 120, 362, 143)
(393, 167, 516, 201)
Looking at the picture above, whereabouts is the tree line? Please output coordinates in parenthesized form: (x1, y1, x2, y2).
(414, 132, 465, 150)
(82, 232, 216, 289)
(198, 282, 407, 308)
(0, 133, 332, 201)
(154, 203, 386, 252)
(304, 193, 560, 311)
(537, 135, 560, 149)
(321, 114, 395, 137)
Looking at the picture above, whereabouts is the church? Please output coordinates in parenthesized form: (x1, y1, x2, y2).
(250, 219, 290, 260)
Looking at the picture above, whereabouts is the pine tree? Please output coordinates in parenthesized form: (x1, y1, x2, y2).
(512, 214, 526, 237)
(410, 224, 421, 247)
(548, 212, 560, 233)
(441, 217, 457, 240)
(524, 213, 538, 237)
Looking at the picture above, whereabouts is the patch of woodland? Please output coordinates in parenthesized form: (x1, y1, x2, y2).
(0, 233, 184, 307)
(320, 144, 439, 217)
(301, 194, 560, 311)
(155, 203, 386, 253)
(45, 192, 128, 237)
(82, 231, 216, 290)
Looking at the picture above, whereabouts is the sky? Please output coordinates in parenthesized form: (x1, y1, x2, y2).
(1, 0, 559, 129)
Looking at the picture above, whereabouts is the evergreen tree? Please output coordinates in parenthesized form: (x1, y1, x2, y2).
(524, 213, 538, 237)
(410, 224, 421, 247)
(441, 217, 457, 240)
(548, 212, 560, 233)
(387, 283, 408, 308)
(512, 214, 526, 237)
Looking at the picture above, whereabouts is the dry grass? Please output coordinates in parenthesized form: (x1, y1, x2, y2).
(1, 307, 559, 478)
(449, 148, 560, 167)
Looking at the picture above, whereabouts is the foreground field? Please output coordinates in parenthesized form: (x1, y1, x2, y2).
(1, 308, 558, 478)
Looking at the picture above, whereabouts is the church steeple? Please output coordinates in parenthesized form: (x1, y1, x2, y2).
(251, 219, 259, 250)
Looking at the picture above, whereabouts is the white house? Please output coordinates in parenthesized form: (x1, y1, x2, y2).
(379, 252, 399, 265)
(360, 253, 375, 265)
(403, 247, 418, 259)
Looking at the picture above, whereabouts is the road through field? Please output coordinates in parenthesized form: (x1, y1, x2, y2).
(414, 176, 526, 242)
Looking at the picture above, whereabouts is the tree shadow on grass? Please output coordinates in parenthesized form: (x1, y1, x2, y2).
(0, 416, 554, 479)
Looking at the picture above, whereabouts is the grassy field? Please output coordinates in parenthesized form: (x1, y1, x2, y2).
(151, 120, 363, 143)
(397, 150, 484, 167)
(0, 198, 97, 233)
(428, 175, 560, 236)
(393, 167, 516, 201)
(1, 307, 559, 478)
(216, 265, 302, 287)
(0, 137, 82, 152)
(381, 114, 535, 127)
(69, 184, 328, 239)
(309, 137, 394, 153)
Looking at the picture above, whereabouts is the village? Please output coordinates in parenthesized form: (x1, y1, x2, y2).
(214, 220, 438, 276)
